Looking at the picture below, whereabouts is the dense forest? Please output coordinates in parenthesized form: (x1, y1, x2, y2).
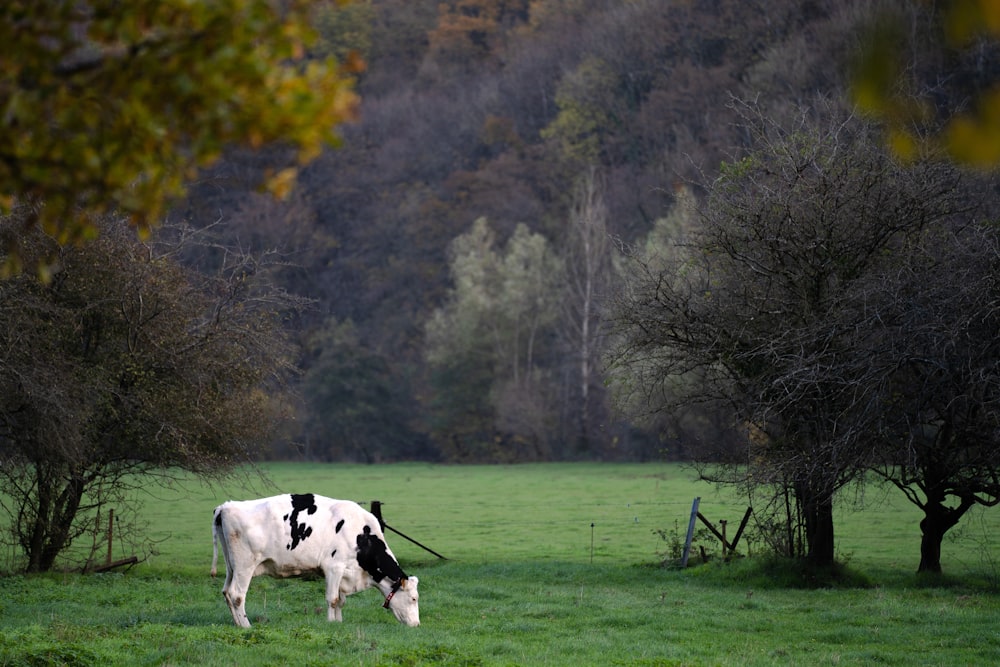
(172, 0, 989, 463)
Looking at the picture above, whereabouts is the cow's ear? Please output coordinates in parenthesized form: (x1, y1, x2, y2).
(406, 576, 418, 589)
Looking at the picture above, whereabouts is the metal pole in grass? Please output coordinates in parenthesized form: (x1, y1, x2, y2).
(106, 509, 114, 567)
(681, 497, 700, 568)
(590, 523, 594, 564)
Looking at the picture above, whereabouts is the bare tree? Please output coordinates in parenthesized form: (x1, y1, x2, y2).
(865, 221, 1000, 573)
(559, 168, 614, 453)
(0, 211, 306, 572)
(608, 99, 972, 565)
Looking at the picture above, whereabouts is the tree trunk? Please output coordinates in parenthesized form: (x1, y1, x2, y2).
(796, 480, 836, 566)
(918, 520, 944, 575)
(24, 465, 86, 573)
(564, 167, 609, 456)
(917, 496, 974, 574)
(806, 498, 835, 565)
(24, 463, 53, 573)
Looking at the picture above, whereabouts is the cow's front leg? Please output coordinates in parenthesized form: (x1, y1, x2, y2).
(323, 564, 346, 622)
(329, 593, 345, 622)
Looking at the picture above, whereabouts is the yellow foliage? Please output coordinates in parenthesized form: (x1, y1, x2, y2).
(851, 0, 1000, 168)
(946, 92, 1000, 167)
(944, 0, 1000, 45)
(0, 0, 361, 254)
(888, 127, 918, 163)
(265, 168, 300, 201)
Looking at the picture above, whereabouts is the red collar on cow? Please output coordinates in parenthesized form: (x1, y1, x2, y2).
(382, 580, 403, 609)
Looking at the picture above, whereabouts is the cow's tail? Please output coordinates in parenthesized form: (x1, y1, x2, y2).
(210, 505, 223, 577)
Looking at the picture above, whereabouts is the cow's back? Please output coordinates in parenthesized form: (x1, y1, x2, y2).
(217, 494, 381, 576)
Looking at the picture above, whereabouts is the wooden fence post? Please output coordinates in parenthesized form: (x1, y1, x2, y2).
(370, 500, 387, 531)
(731, 507, 753, 555)
(91, 508, 137, 573)
(696, 506, 754, 560)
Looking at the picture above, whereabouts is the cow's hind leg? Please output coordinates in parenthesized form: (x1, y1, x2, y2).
(223, 568, 254, 628)
(220, 555, 237, 623)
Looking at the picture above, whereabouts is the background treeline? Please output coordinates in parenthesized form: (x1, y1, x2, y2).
(4, 0, 1000, 574)
(173, 0, 979, 463)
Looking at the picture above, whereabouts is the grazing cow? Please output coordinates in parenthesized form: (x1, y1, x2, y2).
(213, 494, 420, 627)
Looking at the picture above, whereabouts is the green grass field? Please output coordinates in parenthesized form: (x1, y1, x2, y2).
(3, 463, 1000, 666)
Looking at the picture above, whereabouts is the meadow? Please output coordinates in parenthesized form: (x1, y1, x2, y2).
(3, 462, 1000, 666)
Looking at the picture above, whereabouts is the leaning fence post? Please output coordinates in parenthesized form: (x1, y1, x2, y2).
(106, 509, 114, 567)
(369, 500, 447, 560)
(730, 507, 753, 557)
(681, 497, 700, 568)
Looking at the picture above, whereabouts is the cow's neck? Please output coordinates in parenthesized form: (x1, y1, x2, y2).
(373, 575, 400, 597)
(380, 578, 403, 609)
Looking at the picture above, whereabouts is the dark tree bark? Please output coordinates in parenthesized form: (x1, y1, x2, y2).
(797, 480, 836, 566)
(917, 495, 975, 574)
(25, 466, 86, 573)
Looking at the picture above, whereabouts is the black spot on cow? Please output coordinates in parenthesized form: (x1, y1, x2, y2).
(214, 512, 222, 528)
(286, 493, 318, 551)
(331, 549, 337, 558)
(356, 525, 407, 583)
(336, 519, 345, 533)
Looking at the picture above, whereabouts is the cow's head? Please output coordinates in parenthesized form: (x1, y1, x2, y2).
(357, 526, 420, 627)
(384, 576, 420, 627)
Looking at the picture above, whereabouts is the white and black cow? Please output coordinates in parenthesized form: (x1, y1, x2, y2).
(212, 494, 420, 627)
